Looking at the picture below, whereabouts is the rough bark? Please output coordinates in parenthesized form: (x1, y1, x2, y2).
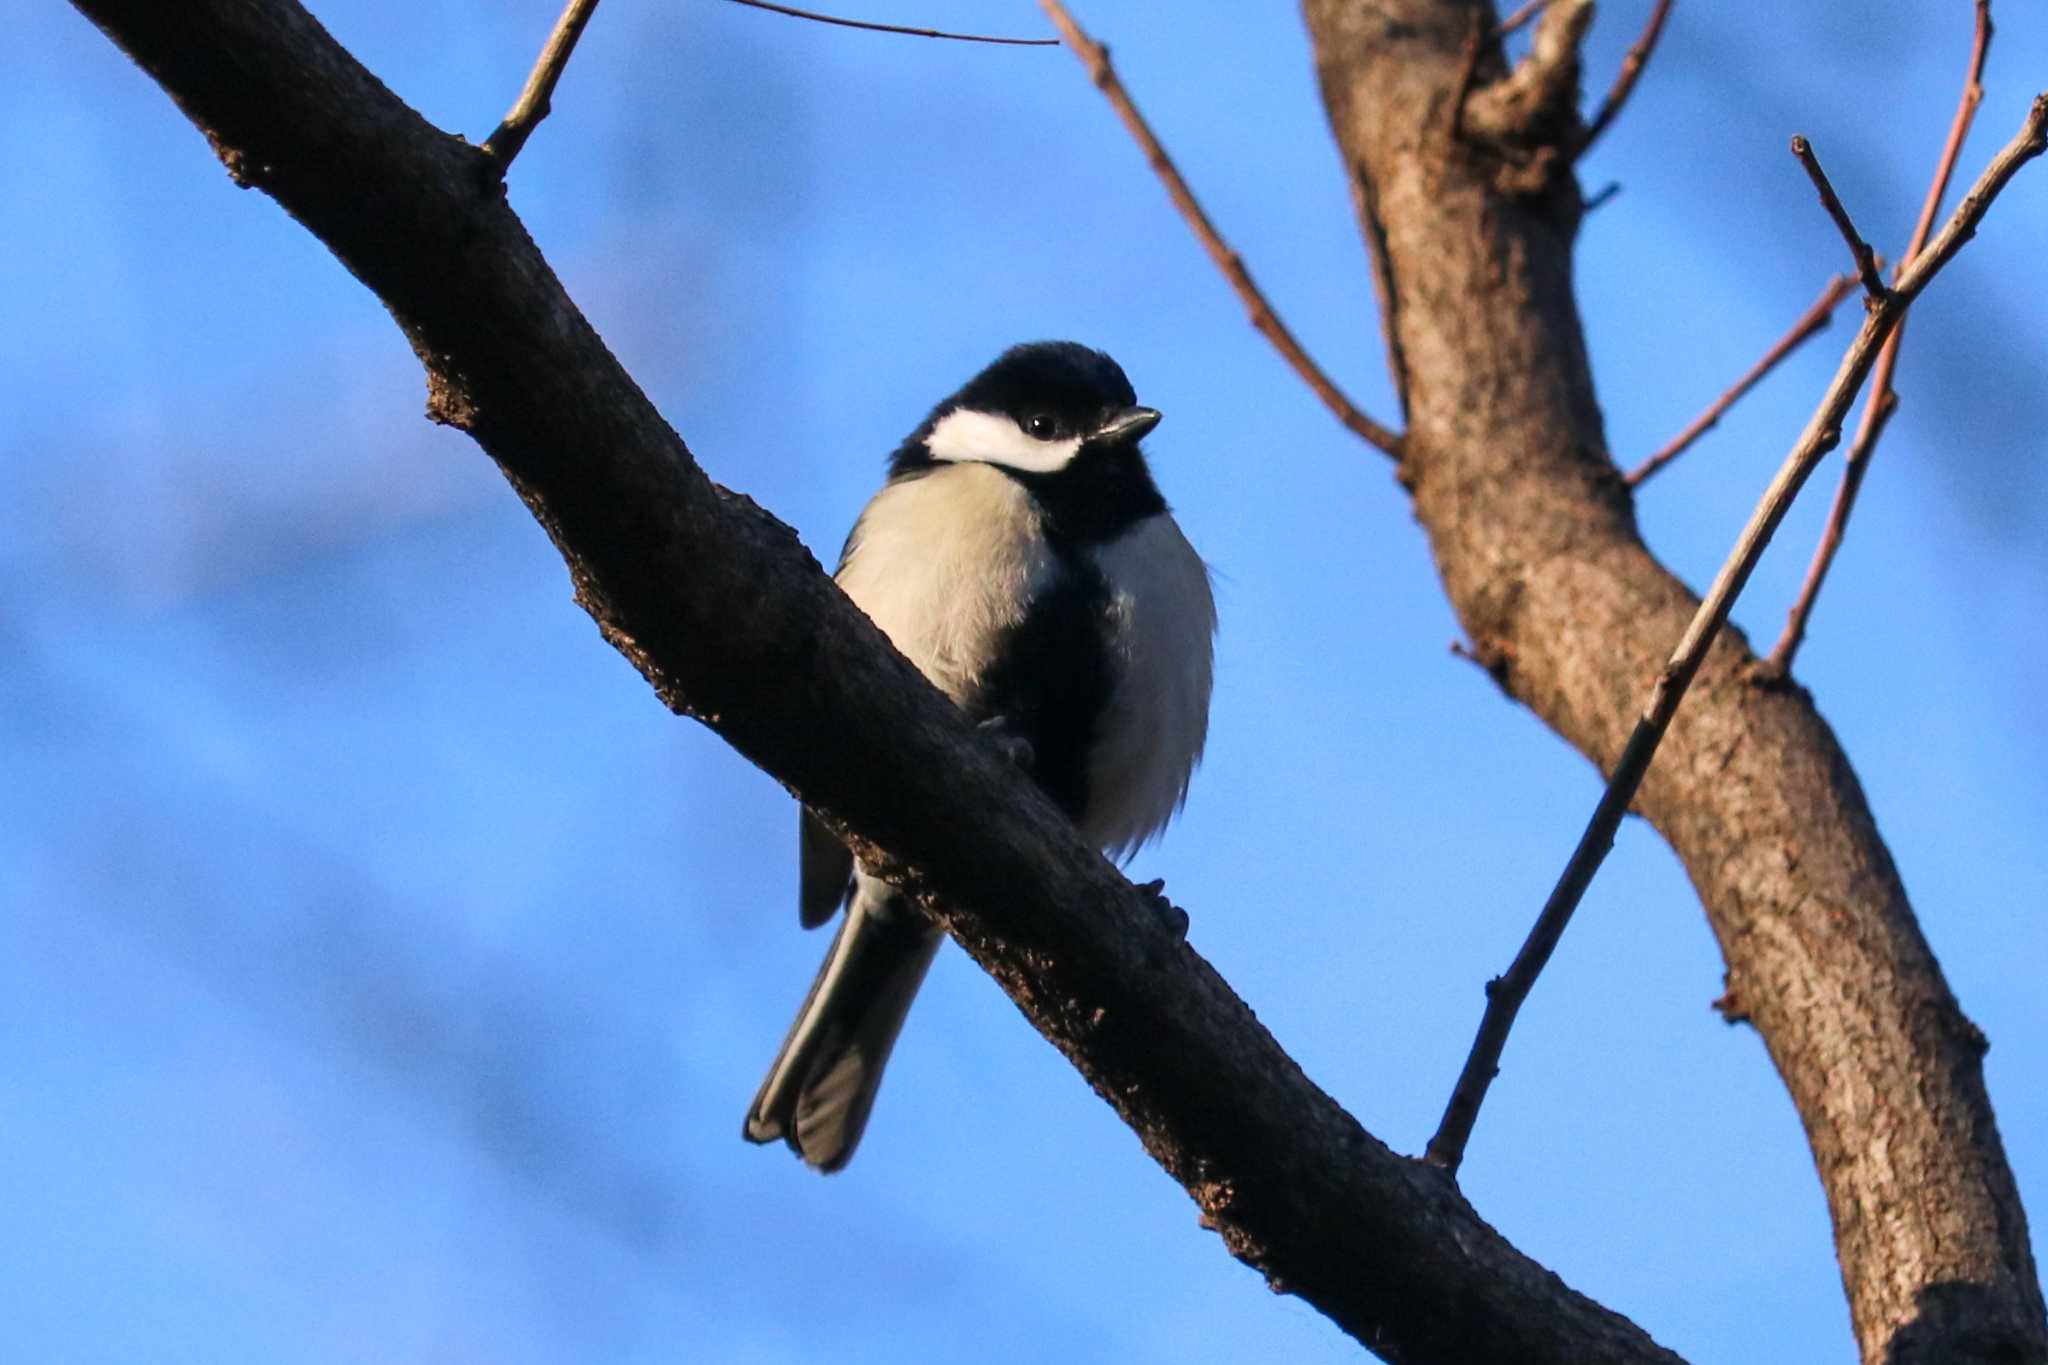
(1300, 3, 2045, 1362)
(67, 1, 1690, 1361)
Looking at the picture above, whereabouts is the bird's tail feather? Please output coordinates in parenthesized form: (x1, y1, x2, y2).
(743, 885, 941, 1172)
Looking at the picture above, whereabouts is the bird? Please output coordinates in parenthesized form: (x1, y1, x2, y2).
(743, 341, 1216, 1172)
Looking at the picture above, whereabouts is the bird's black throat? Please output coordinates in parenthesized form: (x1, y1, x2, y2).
(1004, 442, 1167, 546)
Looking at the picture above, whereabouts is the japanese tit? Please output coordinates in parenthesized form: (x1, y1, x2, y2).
(744, 341, 1216, 1171)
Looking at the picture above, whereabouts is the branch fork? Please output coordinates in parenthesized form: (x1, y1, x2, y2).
(1459, 0, 1592, 186)
(1791, 136, 1889, 303)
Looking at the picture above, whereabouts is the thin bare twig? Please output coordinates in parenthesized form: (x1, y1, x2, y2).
(1791, 136, 1889, 301)
(1626, 273, 1859, 486)
(722, 0, 1056, 45)
(1038, 0, 1405, 459)
(1498, 0, 1547, 38)
(1578, 0, 1673, 154)
(1582, 180, 1623, 212)
(1424, 90, 2048, 1177)
(480, 0, 603, 172)
(1766, 0, 1994, 674)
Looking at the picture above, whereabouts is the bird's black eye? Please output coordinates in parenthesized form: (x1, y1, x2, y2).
(1024, 413, 1059, 440)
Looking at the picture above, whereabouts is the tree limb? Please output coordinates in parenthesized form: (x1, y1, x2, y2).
(67, 0, 1685, 1360)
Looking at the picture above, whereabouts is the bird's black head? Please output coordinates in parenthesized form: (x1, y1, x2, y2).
(892, 341, 1168, 543)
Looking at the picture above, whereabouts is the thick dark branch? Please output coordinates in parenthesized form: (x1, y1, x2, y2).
(1791, 135, 1889, 302)
(1766, 0, 1995, 676)
(67, 1, 1678, 1361)
(1039, 0, 1405, 459)
(1428, 101, 2046, 1173)
(1626, 272, 1857, 487)
(480, 0, 602, 172)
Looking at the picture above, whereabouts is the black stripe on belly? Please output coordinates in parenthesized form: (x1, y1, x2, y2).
(969, 559, 1114, 823)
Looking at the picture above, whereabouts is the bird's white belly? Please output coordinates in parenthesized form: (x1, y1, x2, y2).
(835, 464, 1056, 704)
(1080, 514, 1215, 857)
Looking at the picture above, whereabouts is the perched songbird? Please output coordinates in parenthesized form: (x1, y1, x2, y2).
(743, 341, 1216, 1172)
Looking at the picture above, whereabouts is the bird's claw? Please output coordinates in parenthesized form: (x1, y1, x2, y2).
(1135, 877, 1189, 941)
(978, 715, 1036, 770)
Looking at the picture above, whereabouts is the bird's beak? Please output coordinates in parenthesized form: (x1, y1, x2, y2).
(1093, 405, 1162, 445)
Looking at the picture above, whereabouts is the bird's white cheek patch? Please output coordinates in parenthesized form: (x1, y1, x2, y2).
(925, 407, 1083, 473)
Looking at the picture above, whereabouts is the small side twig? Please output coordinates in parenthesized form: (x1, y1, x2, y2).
(1577, 0, 1674, 154)
(1791, 136, 1888, 302)
(1766, 0, 1994, 675)
(480, 0, 603, 173)
(1626, 272, 1859, 487)
(1038, 0, 1404, 459)
(721, 0, 1057, 45)
(1498, 0, 1548, 37)
(1424, 90, 2048, 1177)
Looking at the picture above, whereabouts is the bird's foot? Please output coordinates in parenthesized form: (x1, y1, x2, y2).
(1134, 877, 1189, 941)
(978, 715, 1036, 771)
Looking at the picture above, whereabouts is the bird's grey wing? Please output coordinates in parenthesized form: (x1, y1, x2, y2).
(798, 808, 856, 928)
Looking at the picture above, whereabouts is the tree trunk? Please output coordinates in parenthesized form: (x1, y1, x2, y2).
(1300, 3, 2045, 1361)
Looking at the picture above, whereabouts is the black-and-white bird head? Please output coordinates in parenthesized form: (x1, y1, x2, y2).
(892, 341, 1168, 540)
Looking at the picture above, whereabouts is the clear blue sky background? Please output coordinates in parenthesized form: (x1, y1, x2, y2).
(6, 3, 2045, 1362)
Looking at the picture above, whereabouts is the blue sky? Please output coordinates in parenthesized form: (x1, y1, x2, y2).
(6, 3, 2045, 1362)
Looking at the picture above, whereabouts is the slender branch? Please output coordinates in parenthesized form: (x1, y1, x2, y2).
(721, 0, 1056, 46)
(1037, 0, 1405, 459)
(1577, 0, 1673, 154)
(1765, 0, 1994, 675)
(1425, 90, 2048, 1176)
(479, 0, 602, 172)
(1790, 135, 1888, 302)
(1498, 0, 1547, 38)
(1626, 272, 1858, 487)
